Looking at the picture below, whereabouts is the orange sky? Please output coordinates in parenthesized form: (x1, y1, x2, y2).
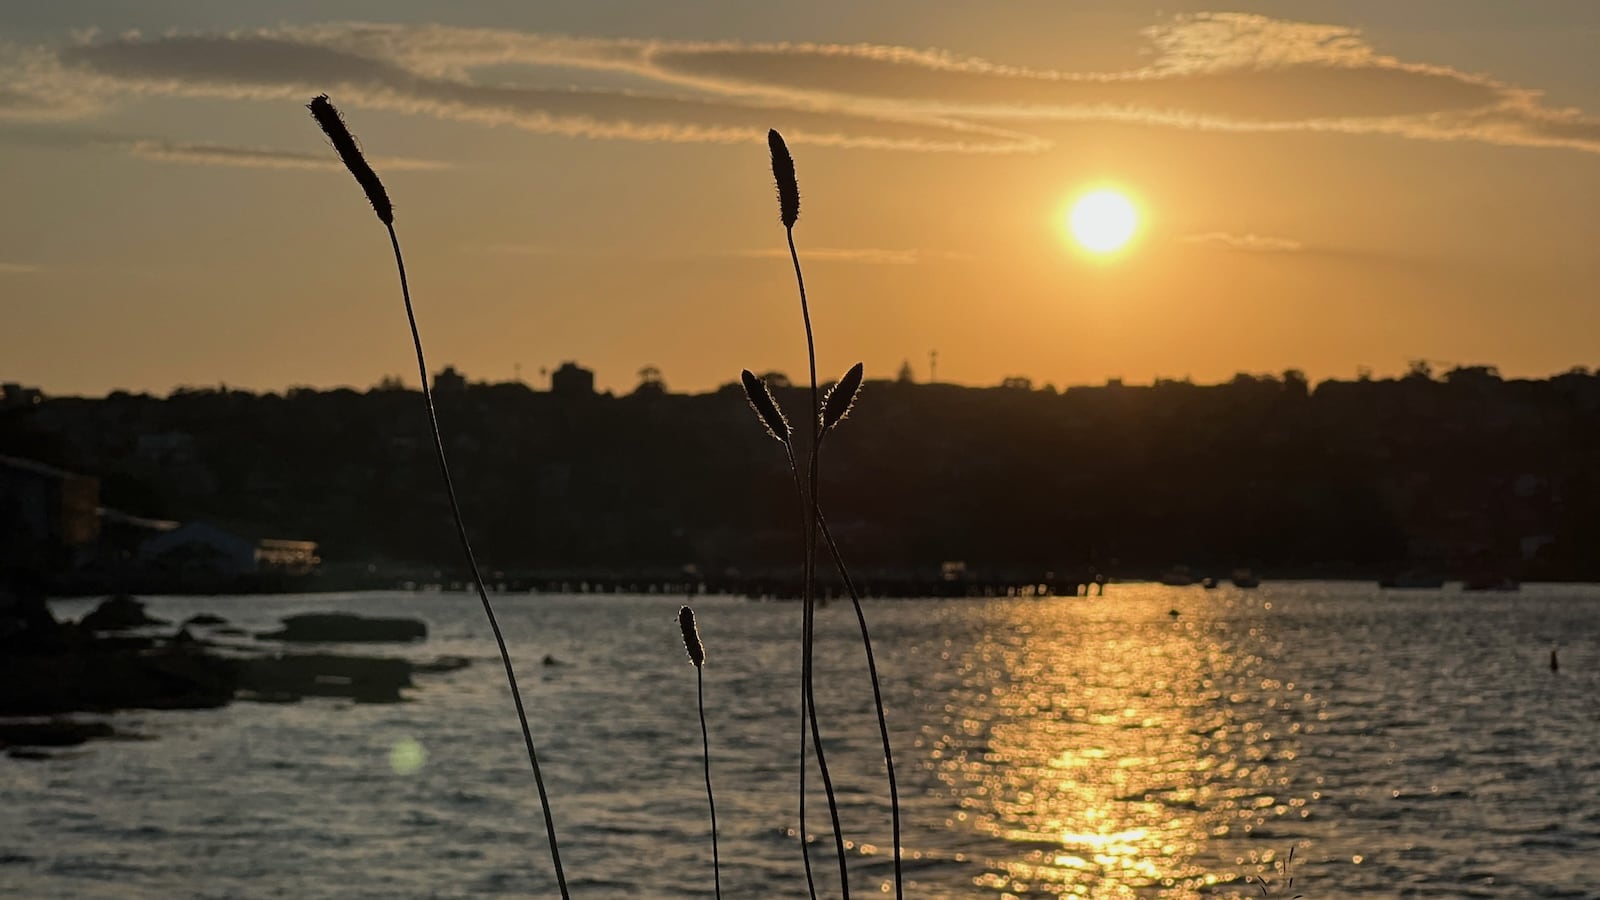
(1, 3, 1597, 396)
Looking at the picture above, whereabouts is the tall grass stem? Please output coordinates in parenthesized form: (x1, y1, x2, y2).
(679, 606, 720, 899)
(788, 447, 820, 900)
(697, 667, 721, 900)
(786, 223, 851, 898)
(817, 512, 903, 899)
(782, 431, 903, 899)
(385, 223, 570, 898)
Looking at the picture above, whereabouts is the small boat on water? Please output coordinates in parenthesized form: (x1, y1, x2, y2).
(1230, 568, 1261, 589)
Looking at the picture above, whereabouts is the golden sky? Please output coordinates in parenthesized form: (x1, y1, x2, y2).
(1, 2, 1597, 396)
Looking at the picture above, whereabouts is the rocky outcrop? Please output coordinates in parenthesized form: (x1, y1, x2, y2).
(2, 593, 463, 720)
(256, 613, 426, 643)
(78, 594, 169, 632)
(0, 577, 66, 652)
(413, 655, 471, 674)
(182, 613, 229, 627)
(0, 719, 116, 749)
(1, 719, 128, 760)
(235, 653, 414, 704)
(0, 644, 236, 716)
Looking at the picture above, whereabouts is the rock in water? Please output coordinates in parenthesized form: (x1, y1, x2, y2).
(235, 654, 415, 703)
(0, 646, 236, 715)
(79, 594, 168, 632)
(0, 720, 115, 749)
(0, 578, 65, 652)
(182, 613, 229, 627)
(257, 613, 427, 643)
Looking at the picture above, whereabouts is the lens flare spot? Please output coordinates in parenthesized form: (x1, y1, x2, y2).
(389, 738, 427, 775)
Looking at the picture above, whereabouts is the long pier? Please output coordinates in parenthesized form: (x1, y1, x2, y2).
(392, 573, 1109, 600)
(45, 567, 1109, 599)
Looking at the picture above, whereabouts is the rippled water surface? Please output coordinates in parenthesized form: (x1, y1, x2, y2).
(8, 583, 1600, 897)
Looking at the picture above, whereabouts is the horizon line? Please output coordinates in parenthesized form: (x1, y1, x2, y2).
(7, 360, 1594, 402)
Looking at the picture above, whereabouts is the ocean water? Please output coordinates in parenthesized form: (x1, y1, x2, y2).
(7, 583, 1599, 898)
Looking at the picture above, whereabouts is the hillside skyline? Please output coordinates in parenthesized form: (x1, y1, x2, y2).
(12, 358, 1600, 580)
(4, 355, 1596, 401)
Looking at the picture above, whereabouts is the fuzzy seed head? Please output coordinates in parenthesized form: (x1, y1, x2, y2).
(822, 362, 865, 432)
(308, 94, 394, 226)
(767, 129, 799, 229)
(741, 369, 791, 444)
(678, 606, 705, 668)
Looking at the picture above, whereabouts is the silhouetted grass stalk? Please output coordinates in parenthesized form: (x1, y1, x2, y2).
(805, 380, 904, 898)
(678, 606, 721, 900)
(307, 95, 569, 899)
(742, 270, 903, 900)
(786, 451, 821, 900)
(797, 364, 904, 898)
(785, 441, 905, 899)
(764, 128, 901, 896)
(816, 510, 903, 900)
(740, 371, 819, 899)
(769, 128, 851, 899)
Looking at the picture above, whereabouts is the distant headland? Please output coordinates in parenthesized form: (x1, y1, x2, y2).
(5, 360, 1598, 590)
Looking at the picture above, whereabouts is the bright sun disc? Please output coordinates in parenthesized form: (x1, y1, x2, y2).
(1068, 190, 1138, 254)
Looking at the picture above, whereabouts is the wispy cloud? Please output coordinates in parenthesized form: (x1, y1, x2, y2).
(121, 139, 449, 171)
(0, 125, 450, 171)
(0, 261, 43, 274)
(31, 30, 1035, 153)
(2, 14, 1594, 155)
(1180, 232, 1304, 253)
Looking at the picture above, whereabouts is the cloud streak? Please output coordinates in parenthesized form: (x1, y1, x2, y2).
(0, 13, 1594, 155)
(1180, 232, 1304, 253)
(121, 139, 449, 171)
(0, 261, 43, 274)
(40, 32, 1037, 153)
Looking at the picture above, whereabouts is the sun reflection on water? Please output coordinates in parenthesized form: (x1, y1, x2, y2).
(925, 593, 1315, 896)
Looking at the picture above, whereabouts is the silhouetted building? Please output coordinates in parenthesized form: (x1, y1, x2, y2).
(256, 538, 322, 575)
(0, 455, 100, 569)
(432, 366, 467, 394)
(550, 361, 595, 397)
(139, 522, 320, 579)
(1, 383, 43, 408)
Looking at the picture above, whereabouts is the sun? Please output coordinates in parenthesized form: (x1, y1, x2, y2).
(1066, 189, 1139, 255)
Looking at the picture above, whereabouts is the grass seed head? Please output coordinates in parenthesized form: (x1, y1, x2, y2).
(767, 129, 800, 229)
(741, 369, 792, 444)
(308, 94, 394, 226)
(678, 605, 705, 668)
(822, 362, 865, 432)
